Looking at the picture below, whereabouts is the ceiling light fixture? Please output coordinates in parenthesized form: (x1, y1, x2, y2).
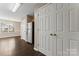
(12, 3, 21, 12)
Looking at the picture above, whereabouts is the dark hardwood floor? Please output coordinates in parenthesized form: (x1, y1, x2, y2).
(0, 36, 45, 56)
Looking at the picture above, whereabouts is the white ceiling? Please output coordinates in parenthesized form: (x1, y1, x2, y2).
(0, 3, 45, 22)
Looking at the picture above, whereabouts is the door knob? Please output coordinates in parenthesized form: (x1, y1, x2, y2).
(50, 33, 53, 36)
(54, 34, 56, 36)
(50, 33, 57, 36)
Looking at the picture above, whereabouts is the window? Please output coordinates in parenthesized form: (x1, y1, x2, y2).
(0, 22, 14, 32)
(1, 23, 8, 32)
(8, 24, 14, 32)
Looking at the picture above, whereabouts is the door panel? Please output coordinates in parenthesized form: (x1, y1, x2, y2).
(63, 33, 70, 56)
(57, 32, 63, 56)
(56, 3, 63, 56)
(62, 4, 70, 56)
(38, 4, 57, 56)
(63, 32, 79, 56)
(63, 39, 70, 56)
(57, 12, 63, 32)
(70, 39, 79, 56)
(63, 10, 70, 32)
(57, 3, 70, 56)
(47, 4, 57, 55)
(70, 9, 79, 32)
(68, 4, 79, 56)
(56, 15, 63, 55)
(68, 33, 79, 56)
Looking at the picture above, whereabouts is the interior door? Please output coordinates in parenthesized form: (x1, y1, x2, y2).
(38, 4, 57, 56)
(35, 3, 79, 56)
(37, 3, 71, 56)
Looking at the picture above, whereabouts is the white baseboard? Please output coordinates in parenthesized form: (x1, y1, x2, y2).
(34, 48, 39, 51)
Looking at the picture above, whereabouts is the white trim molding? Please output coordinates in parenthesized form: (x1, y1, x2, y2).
(34, 48, 39, 51)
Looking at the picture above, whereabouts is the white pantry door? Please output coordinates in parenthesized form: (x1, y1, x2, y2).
(36, 3, 71, 56)
(38, 4, 57, 56)
(35, 3, 79, 56)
